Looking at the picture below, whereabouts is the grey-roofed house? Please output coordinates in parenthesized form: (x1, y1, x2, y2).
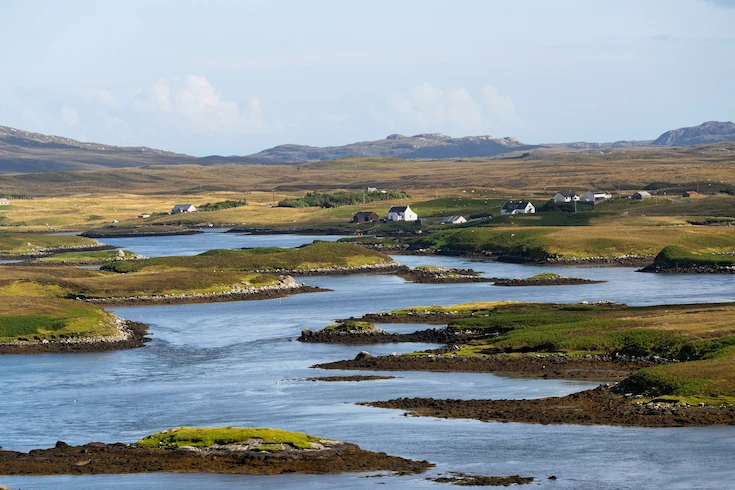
(551, 191, 580, 203)
(172, 204, 198, 213)
(441, 215, 467, 224)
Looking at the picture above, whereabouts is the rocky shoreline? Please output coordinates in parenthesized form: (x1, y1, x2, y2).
(299, 326, 486, 345)
(83, 281, 327, 307)
(0, 244, 114, 260)
(638, 264, 735, 274)
(365, 385, 735, 427)
(0, 318, 149, 355)
(314, 352, 657, 381)
(253, 262, 404, 277)
(493, 277, 605, 286)
(80, 229, 202, 238)
(0, 440, 432, 476)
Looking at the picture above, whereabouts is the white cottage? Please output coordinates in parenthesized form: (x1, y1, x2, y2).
(387, 205, 418, 222)
(172, 204, 198, 213)
(500, 201, 535, 215)
(441, 215, 467, 224)
(551, 191, 580, 203)
(0, 198, 9, 206)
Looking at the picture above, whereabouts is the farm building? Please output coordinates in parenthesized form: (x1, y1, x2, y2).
(583, 190, 612, 202)
(441, 216, 467, 224)
(682, 191, 698, 198)
(352, 211, 379, 223)
(632, 191, 652, 199)
(0, 198, 9, 206)
(500, 201, 535, 215)
(551, 191, 580, 203)
(387, 205, 418, 222)
(172, 204, 198, 213)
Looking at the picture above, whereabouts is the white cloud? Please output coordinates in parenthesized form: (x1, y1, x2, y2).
(60, 106, 80, 126)
(372, 82, 520, 135)
(131, 75, 276, 133)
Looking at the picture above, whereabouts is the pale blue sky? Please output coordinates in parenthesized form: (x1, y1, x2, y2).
(0, 0, 734, 156)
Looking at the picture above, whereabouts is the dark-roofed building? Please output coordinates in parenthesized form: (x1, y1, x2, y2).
(682, 191, 698, 198)
(500, 200, 535, 215)
(632, 191, 652, 199)
(387, 204, 417, 222)
(352, 211, 379, 223)
(172, 204, 197, 213)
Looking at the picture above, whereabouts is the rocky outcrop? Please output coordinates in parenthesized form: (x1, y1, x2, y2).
(0, 440, 433, 476)
(652, 121, 735, 146)
(299, 326, 486, 344)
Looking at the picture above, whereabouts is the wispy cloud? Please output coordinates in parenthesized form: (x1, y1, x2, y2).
(370, 82, 520, 135)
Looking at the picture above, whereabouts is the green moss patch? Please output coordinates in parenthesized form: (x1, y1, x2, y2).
(137, 427, 324, 450)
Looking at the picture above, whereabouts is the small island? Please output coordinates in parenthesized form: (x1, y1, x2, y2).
(398, 265, 493, 284)
(315, 301, 735, 427)
(0, 427, 433, 476)
(492, 272, 605, 286)
(639, 245, 735, 273)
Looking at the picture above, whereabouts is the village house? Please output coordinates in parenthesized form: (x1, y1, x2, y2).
(441, 215, 467, 224)
(366, 187, 378, 193)
(582, 190, 612, 202)
(386, 205, 418, 222)
(682, 191, 698, 198)
(0, 198, 9, 206)
(500, 200, 535, 215)
(351, 211, 379, 223)
(551, 191, 580, 203)
(632, 191, 652, 200)
(172, 204, 197, 213)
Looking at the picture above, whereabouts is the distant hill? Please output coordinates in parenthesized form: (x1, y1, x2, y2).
(652, 121, 735, 146)
(247, 133, 540, 163)
(1, 121, 734, 173)
(0, 126, 290, 173)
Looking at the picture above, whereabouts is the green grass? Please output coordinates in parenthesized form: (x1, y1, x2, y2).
(526, 273, 563, 280)
(324, 320, 377, 332)
(377, 301, 735, 402)
(137, 427, 324, 450)
(102, 242, 394, 273)
(410, 198, 503, 219)
(651, 245, 735, 269)
(0, 232, 99, 255)
(0, 297, 116, 342)
(409, 227, 553, 260)
(35, 249, 138, 264)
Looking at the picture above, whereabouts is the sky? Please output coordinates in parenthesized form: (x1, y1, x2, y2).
(0, 0, 734, 156)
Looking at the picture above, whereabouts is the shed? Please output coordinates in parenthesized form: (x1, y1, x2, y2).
(682, 191, 698, 198)
(632, 191, 652, 200)
(0, 198, 8, 206)
(172, 204, 198, 213)
(352, 211, 379, 223)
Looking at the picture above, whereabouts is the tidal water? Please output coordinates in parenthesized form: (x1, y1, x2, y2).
(2, 233, 734, 489)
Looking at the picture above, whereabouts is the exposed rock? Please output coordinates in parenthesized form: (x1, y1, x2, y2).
(652, 121, 735, 146)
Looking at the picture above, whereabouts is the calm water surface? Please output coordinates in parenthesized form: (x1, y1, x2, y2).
(2, 234, 734, 489)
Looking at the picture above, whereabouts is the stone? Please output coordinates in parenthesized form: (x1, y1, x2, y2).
(355, 351, 372, 360)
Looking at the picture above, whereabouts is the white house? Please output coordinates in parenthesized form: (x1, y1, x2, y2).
(387, 205, 418, 222)
(500, 201, 535, 215)
(0, 198, 9, 206)
(631, 191, 652, 200)
(441, 215, 467, 224)
(172, 204, 198, 213)
(551, 191, 580, 203)
(582, 190, 612, 202)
